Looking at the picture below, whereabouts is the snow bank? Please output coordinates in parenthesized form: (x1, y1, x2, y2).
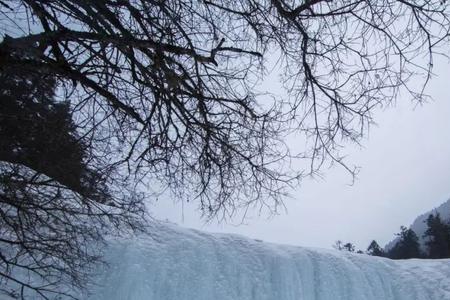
(85, 222, 450, 300)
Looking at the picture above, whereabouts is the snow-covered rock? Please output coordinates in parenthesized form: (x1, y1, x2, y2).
(83, 222, 450, 300)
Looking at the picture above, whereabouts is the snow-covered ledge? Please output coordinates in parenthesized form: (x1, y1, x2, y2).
(80, 222, 450, 300)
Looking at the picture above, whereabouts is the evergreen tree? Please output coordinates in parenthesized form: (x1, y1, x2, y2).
(333, 241, 358, 253)
(0, 53, 144, 298)
(0, 59, 115, 205)
(333, 240, 344, 251)
(388, 226, 422, 259)
(367, 240, 385, 257)
(343, 242, 355, 252)
(423, 213, 450, 259)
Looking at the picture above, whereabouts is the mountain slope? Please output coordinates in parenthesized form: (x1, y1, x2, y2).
(385, 198, 450, 251)
(82, 222, 450, 300)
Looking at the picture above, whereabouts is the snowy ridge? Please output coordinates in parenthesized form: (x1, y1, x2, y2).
(81, 222, 450, 300)
(385, 198, 450, 251)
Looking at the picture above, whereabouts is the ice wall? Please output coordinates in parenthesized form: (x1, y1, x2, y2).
(86, 222, 450, 300)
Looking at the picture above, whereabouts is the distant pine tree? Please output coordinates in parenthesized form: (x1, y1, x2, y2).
(423, 213, 450, 259)
(388, 226, 423, 259)
(343, 242, 355, 252)
(333, 241, 360, 253)
(367, 240, 385, 257)
(333, 240, 344, 251)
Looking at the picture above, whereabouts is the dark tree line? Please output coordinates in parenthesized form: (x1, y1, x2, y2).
(423, 213, 450, 259)
(386, 226, 422, 259)
(335, 213, 450, 260)
(1, 0, 450, 298)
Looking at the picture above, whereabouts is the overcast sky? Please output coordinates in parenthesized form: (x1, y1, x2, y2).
(150, 54, 450, 251)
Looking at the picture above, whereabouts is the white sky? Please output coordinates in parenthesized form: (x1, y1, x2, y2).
(150, 54, 450, 251)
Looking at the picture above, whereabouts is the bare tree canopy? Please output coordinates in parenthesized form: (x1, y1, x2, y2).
(0, 0, 449, 298)
(2, 0, 449, 216)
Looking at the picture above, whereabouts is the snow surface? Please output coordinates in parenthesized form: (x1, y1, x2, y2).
(385, 198, 450, 251)
(80, 222, 450, 300)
